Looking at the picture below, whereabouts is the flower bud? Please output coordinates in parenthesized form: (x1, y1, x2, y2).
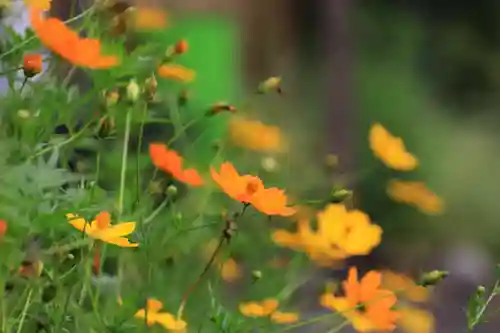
(261, 156, 278, 172)
(144, 75, 157, 100)
(206, 102, 237, 117)
(329, 188, 352, 203)
(174, 39, 189, 54)
(23, 54, 43, 78)
(257, 76, 282, 94)
(17, 109, 31, 119)
(476, 285, 486, 296)
(126, 79, 140, 102)
(251, 270, 262, 282)
(166, 184, 178, 198)
(105, 89, 120, 108)
(418, 270, 449, 287)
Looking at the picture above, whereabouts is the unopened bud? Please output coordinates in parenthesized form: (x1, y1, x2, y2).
(257, 76, 282, 94)
(166, 184, 178, 197)
(126, 79, 140, 102)
(418, 270, 449, 287)
(330, 188, 352, 203)
(261, 156, 278, 172)
(206, 102, 237, 117)
(251, 270, 262, 282)
(476, 285, 486, 296)
(17, 109, 31, 119)
(175, 212, 183, 222)
(174, 39, 189, 54)
(105, 90, 120, 108)
(144, 75, 157, 100)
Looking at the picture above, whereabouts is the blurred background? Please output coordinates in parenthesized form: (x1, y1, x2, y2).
(2, 0, 500, 332)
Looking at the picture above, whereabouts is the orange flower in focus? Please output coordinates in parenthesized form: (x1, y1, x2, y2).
(321, 267, 400, 332)
(210, 162, 295, 216)
(381, 270, 429, 303)
(158, 64, 196, 82)
(369, 123, 418, 171)
(149, 143, 204, 187)
(29, 8, 119, 69)
(135, 298, 187, 331)
(228, 117, 287, 153)
(387, 180, 444, 215)
(23, 54, 43, 77)
(272, 204, 382, 265)
(0, 220, 7, 237)
(133, 7, 168, 30)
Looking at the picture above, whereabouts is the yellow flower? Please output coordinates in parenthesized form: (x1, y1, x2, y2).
(398, 307, 435, 333)
(239, 299, 279, 317)
(270, 311, 300, 324)
(381, 270, 429, 303)
(67, 211, 138, 247)
(135, 298, 187, 332)
(158, 64, 196, 82)
(369, 123, 418, 171)
(387, 180, 444, 215)
(239, 299, 299, 324)
(272, 204, 382, 265)
(228, 117, 287, 153)
(133, 7, 168, 30)
(24, 0, 51, 10)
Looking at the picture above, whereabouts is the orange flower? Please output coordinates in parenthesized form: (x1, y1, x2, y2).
(29, 8, 119, 69)
(272, 204, 382, 265)
(369, 123, 418, 171)
(381, 270, 429, 303)
(228, 117, 287, 153)
(239, 299, 299, 324)
(23, 54, 43, 77)
(158, 64, 196, 82)
(210, 162, 295, 216)
(220, 258, 242, 282)
(134, 298, 187, 331)
(24, 0, 51, 10)
(149, 143, 204, 187)
(321, 267, 400, 332)
(0, 220, 7, 237)
(387, 180, 444, 215)
(134, 7, 168, 30)
(174, 39, 189, 55)
(270, 311, 300, 324)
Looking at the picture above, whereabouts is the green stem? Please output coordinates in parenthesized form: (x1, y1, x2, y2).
(16, 288, 33, 333)
(117, 108, 132, 218)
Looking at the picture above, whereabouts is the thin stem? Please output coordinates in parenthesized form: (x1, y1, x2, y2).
(19, 78, 28, 93)
(325, 320, 349, 333)
(177, 236, 226, 318)
(16, 288, 33, 333)
(118, 108, 132, 218)
(135, 105, 147, 207)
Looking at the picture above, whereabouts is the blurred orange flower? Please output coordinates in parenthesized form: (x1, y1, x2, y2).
(149, 143, 204, 187)
(67, 211, 138, 247)
(24, 0, 51, 10)
(203, 239, 242, 282)
(239, 299, 299, 324)
(228, 117, 287, 153)
(387, 180, 444, 215)
(134, 7, 168, 30)
(381, 270, 429, 303)
(29, 8, 119, 69)
(23, 54, 43, 76)
(0, 220, 7, 237)
(320, 267, 400, 332)
(158, 64, 196, 82)
(135, 298, 187, 331)
(398, 306, 435, 333)
(369, 123, 418, 171)
(273, 204, 382, 265)
(210, 162, 295, 216)
(174, 39, 189, 55)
